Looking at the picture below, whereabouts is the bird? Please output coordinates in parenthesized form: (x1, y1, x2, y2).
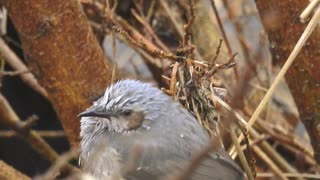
(79, 80, 244, 180)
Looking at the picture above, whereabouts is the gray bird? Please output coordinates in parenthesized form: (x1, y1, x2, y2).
(79, 80, 243, 180)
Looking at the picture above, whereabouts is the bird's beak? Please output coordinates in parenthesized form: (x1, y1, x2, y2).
(78, 107, 112, 119)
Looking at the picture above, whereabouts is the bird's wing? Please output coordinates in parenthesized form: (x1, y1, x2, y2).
(122, 139, 188, 180)
(122, 138, 243, 180)
(112, 129, 199, 179)
(190, 150, 244, 180)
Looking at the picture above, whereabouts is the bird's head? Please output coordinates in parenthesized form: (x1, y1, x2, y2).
(79, 80, 171, 135)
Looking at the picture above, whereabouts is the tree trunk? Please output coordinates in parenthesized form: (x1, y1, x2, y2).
(4, 0, 113, 147)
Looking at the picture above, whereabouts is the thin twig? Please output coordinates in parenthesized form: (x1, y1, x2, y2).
(210, 91, 302, 178)
(34, 149, 79, 180)
(210, 0, 232, 55)
(0, 69, 29, 76)
(94, 0, 176, 65)
(252, 145, 289, 180)
(169, 62, 180, 96)
(146, 0, 155, 21)
(230, 126, 255, 180)
(111, 20, 178, 62)
(159, 1, 184, 39)
(300, 0, 320, 22)
(0, 130, 65, 138)
(131, 9, 171, 53)
(248, 127, 304, 180)
(16, 115, 38, 134)
(182, 0, 195, 47)
(256, 119, 314, 159)
(231, 3, 320, 157)
(0, 7, 8, 35)
(0, 38, 48, 98)
(257, 172, 320, 179)
(0, 93, 74, 172)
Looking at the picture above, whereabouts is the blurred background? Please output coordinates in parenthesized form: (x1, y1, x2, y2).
(0, 0, 319, 179)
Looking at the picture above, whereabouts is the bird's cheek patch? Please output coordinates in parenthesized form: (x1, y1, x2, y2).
(127, 111, 145, 130)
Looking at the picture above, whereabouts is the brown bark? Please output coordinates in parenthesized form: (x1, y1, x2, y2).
(4, 0, 113, 146)
(255, 0, 320, 163)
(0, 160, 31, 180)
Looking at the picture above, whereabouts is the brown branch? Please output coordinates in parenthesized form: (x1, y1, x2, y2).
(249, 128, 303, 180)
(169, 62, 180, 96)
(12, 114, 39, 134)
(92, 3, 177, 65)
(256, 118, 314, 159)
(252, 145, 289, 180)
(4, 0, 114, 146)
(210, 93, 303, 178)
(230, 126, 255, 180)
(0, 160, 30, 180)
(131, 9, 171, 53)
(205, 52, 237, 77)
(0, 130, 66, 138)
(209, 0, 239, 80)
(111, 25, 178, 62)
(159, 1, 184, 39)
(0, 38, 48, 98)
(182, 0, 195, 48)
(158, 1, 203, 61)
(34, 149, 79, 180)
(86, 1, 171, 84)
(210, 0, 232, 56)
(0, 93, 75, 173)
(257, 172, 320, 179)
(190, 0, 228, 61)
(0, 69, 29, 76)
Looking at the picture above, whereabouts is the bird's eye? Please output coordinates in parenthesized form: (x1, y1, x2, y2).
(123, 110, 132, 116)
